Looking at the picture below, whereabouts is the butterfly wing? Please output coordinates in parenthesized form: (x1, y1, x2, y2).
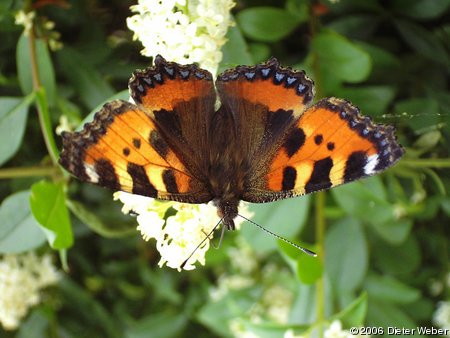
(215, 58, 315, 171)
(245, 97, 404, 202)
(60, 56, 216, 203)
(216, 58, 403, 203)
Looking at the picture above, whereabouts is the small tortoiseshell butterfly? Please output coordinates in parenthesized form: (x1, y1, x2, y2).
(60, 56, 404, 229)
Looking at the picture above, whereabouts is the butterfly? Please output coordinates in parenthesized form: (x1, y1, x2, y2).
(59, 55, 404, 230)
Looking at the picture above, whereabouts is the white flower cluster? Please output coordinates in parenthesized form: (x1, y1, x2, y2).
(324, 320, 367, 338)
(114, 191, 251, 270)
(0, 252, 60, 330)
(209, 239, 297, 337)
(15, 10, 35, 36)
(209, 238, 258, 301)
(433, 301, 450, 333)
(127, 0, 235, 76)
(55, 115, 77, 136)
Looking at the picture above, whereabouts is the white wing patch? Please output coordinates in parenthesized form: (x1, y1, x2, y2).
(84, 163, 99, 183)
(364, 154, 379, 175)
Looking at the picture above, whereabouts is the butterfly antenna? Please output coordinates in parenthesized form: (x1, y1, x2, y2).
(237, 214, 317, 257)
(180, 217, 224, 269)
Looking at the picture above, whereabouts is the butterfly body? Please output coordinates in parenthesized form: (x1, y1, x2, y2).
(207, 105, 254, 229)
(60, 56, 404, 228)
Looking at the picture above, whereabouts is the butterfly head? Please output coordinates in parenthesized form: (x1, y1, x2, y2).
(214, 198, 239, 230)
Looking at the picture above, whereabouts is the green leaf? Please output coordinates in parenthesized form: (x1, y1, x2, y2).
(66, 199, 135, 238)
(30, 180, 73, 249)
(365, 274, 421, 304)
(395, 20, 450, 67)
(441, 198, 450, 216)
(0, 95, 33, 165)
(17, 308, 49, 338)
(56, 47, 115, 110)
(289, 282, 318, 324)
(391, 0, 450, 19)
(77, 89, 129, 130)
(16, 34, 56, 106)
(0, 0, 13, 21)
(331, 177, 394, 226)
(125, 312, 187, 338)
(0, 191, 46, 253)
(220, 24, 253, 72)
(413, 130, 441, 152)
(297, 251, 323, 284)
(312, 31, 371, 84)
(404, 298, 435, 323)
(197, 289, 259, 337)
(371, 219, 413, 245)
(326, 218, 368, 292)
(59, 278, 121, 338)
(335, 86, 396, 117)
(327, 15, 380, 40)
(243, 196, 310, 253)
(374, 235, 421, 275)
(355, 41, 401, 71)
(278, 240, 321, 284)
(285, 0, 309, 21)
(236, 7, 301, 42)
(332, 292, 368, 328)
(248, 43, 271, 64)
(367, 299, 417, 330)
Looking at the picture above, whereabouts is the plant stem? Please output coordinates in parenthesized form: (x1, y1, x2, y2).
(315, 191, 326, 337)
(309, 4, 323, 99)
(0, 166, 58, 179)
(28, 28, 40, 89)
(309, 3, 326, 336)
(28, 26, 59, 165)
(401, 158, 450, 168)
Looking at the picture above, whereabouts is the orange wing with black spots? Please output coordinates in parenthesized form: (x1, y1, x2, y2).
(214, 57, 403, 203)
(60, 56, 216, 203)
(215, 57, 314, 163)
(256, 97, 404, 199)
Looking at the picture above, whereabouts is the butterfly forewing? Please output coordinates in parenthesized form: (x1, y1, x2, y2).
(130, 55, 217, 179)
(215, 58, 315, 174)
(60, 58, 218, 203)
